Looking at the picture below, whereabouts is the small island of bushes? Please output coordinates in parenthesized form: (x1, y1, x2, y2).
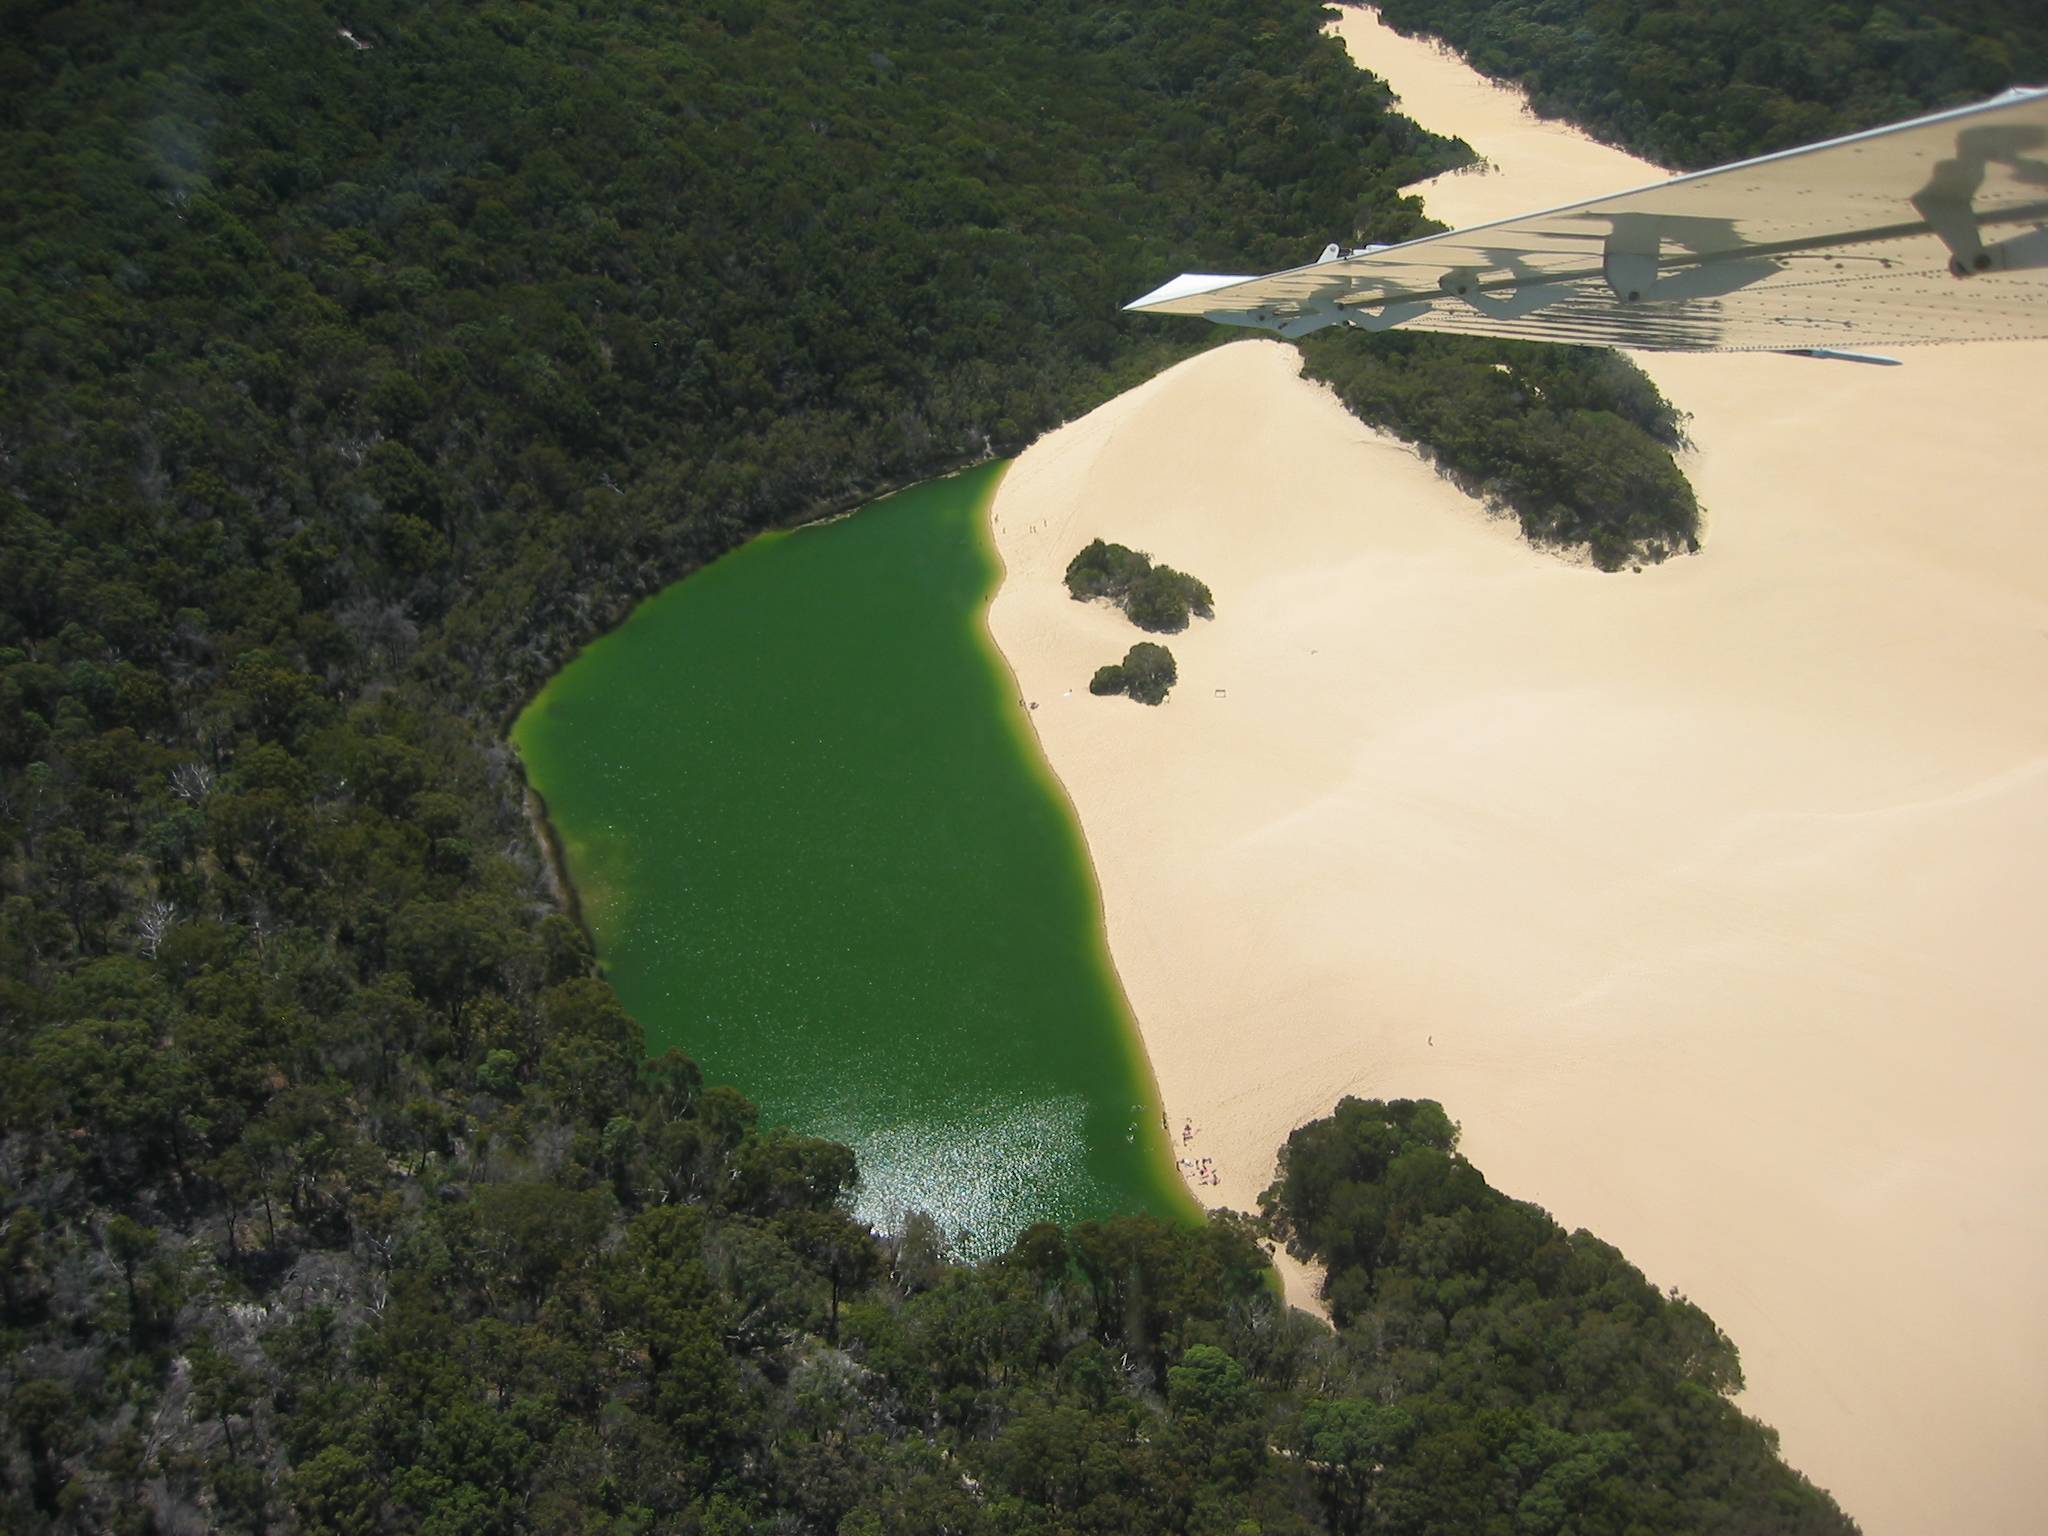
(1091, 641, 1179, 705)
(1065, 539, 1215, 634)
(1068, 539, 1210, 704)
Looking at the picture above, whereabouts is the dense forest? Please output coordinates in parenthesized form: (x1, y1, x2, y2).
(10, 0, 2028, 1525)
(1367, 0, 2048, 168)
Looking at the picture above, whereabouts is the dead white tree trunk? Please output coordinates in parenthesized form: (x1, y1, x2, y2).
(137, 900, 178, 958)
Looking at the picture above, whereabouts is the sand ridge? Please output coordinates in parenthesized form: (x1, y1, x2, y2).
(985, 12, 2048, 1533)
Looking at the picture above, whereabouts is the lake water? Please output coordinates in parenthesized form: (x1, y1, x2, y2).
(512, 464, 1191, 1252)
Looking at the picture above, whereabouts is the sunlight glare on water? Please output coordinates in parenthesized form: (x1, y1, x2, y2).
(819, 1094, 1092, 1260)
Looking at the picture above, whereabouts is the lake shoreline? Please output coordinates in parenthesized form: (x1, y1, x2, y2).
(973, 467, 1209, 1238)
(518, 776, 582, 930)
(512, 466, 1199, 1251)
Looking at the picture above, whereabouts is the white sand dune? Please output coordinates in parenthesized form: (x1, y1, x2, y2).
(986, 11, 2048, 1532)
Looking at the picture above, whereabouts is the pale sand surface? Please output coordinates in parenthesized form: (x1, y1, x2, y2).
(987, 11, 2048, 1532)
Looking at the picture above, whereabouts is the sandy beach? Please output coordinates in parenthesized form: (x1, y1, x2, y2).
(986, 11, 2048, 1533)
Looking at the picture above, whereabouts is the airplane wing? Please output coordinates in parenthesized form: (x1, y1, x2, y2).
(1125, 87, 2048, 352)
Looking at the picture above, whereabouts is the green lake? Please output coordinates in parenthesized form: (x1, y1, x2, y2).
(512, 464, 1191, 1253)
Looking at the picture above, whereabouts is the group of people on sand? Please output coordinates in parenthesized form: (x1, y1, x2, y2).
(1174, 1118, 1221, 1187)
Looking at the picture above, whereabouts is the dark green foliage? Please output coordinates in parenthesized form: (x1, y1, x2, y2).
(1074, 548, 1198, 699)
(1299, 333, 1700, 568)
(1371, 0, 2048, 168)
(1263, 1098, 1854, 1534)
(1129, 567, 1217, 633)
(1067, 539, 1217, 631)
(1066, 540, 1157, 603)
(1091, 642, 1179, 705)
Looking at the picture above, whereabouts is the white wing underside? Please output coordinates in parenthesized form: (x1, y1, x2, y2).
(1126, 87, 2048, 352)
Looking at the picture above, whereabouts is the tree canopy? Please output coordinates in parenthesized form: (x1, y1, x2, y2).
(1261, 1098, 1852, 1534)
(1091, 641, 1181, 706)
(1068, 539, 1218, 634)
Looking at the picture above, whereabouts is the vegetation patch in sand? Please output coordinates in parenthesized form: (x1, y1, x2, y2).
(1065, 538, 1216, 634)
(1090, 642, 1180, 706)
